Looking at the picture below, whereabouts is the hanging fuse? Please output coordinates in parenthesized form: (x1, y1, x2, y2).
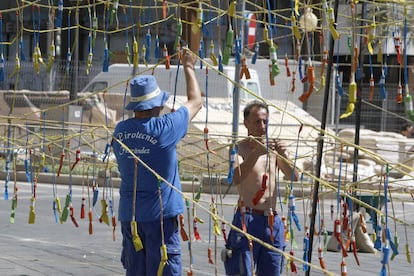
(218, 51, 223, 73)
(318, 246, 326, 269)
(57, 149, 65, 177)
(380, 241, 391, 275)
(28, 197, 36, 224)
(99, 199, 109, 225)
(110, 0, 119, 26)
(56, 0, 63, 28)
(328, 8, 339, 40)
(406, 243, 412, 264)
(268, 209, 274, 243)
(334, 219, 348, 257)
(222, 28, 234, 65)
(103, 44, 109, 72)
(291, 71, 296, 92)
(179, 214, 189, 241)
(289, 251, 298, 273)
(227, 147, 236, 184)
(351, 235, 360, 265)
(10, 54, 20, 78)
(374, 224, 382, 250)
(291, 15, 301, 40)
(60, 193, 71, 223)
(157, 245, 168, 275)
(163, 44, 170, 69)
(404, 90, 414, 121)
(162, 0, 167, 19)
(142, 44, 147, 65)
(369, 74, 375, 102)
(281, 216, 288, 242)
(70, 204, 79, 228)
(263, 25, 271, 46)
(203, 127, 216, 154)
(0, 52, 5, 82)
(269, 64, 276, 86)
(71, 148, 81, 171)
(394, 33, 401, 64)
(386, 228, 399, 257)
(210, 40, 218, 66)
(10, 196, 17, 223)
(228, 1, 236, 17)
(397, 83, 403, 103)
(269, 43, 280, 78)
(132, 39, 138, 67)
(341, 258, 347, 276)
(251, 42, 259, 65)
(303, 232, 310, 271)
(391, 233, 399, 260)
(80, 197, 85, 219)
(36, 44, 44, 65)
(154, 35, 160, 60)
(86, 43, 94, 74)
(377, 41, 383, 63)
(234, 37, 241, 65)
(196, 2, 203, 31)
(252, 174, 267, 205)
(340, 80, 357, 119)
(33, 47, 40, 74)
(208, 247, 214, 264)
(379, 71, 387, 100)
(112, 211, 117, 241)
(240, 56, 250, 79)
(55, 196, 62, 215)
(298, 62, 315, 103)
(19, 36, 25, 61)
(221, 222, 227, 243)
(66, 49, 72, 75)
(174, 19, 182, 52)
(367, 22, 376, 54)
(298, 56, 306, 82)
(88, 209, 93, 235)
(131, 221, 144, 251)
(285, 54, 291, 77)
(145, 29, 151, 62)
(193, 218, 201, 240)
(199, 40, 204, 69)
(289, 194, 302, 231)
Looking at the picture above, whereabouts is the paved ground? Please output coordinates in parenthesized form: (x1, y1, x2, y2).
(0, 182, 413, 275)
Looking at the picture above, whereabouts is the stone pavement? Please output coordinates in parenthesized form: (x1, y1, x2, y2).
(0, 182, 413, 275)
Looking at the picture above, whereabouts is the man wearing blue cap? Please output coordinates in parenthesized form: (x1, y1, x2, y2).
(112, 48, 202, 276)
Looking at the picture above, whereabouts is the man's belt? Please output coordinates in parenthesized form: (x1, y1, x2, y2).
(238, 206, 278, 216)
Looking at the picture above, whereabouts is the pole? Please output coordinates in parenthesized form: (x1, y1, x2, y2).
(352, 2, 367, 205)
(231, 0, 245, 147)
(71, 2, 79, 101)
(306, 0, 339, 274)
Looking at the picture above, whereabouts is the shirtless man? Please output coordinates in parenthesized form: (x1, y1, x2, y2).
(223, 100, 298, 276)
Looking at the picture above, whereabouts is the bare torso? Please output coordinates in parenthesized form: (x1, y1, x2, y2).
(236, 139, 280, 211)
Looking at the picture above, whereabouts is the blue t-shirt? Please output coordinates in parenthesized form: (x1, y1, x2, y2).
(113, 107, 189, 222)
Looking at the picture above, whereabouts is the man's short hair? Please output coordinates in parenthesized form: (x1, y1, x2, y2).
(401, 123, 412, 134)
(243, 100, 268, 119)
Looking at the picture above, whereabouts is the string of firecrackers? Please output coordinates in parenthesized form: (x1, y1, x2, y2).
(0, 114, 412, 270)
(2, 0, 414, 233)
(2, 1, 409, 42)
(107, 126, 336, 276)
(8, 114, 414, 203)
(177, 118, 414, 229)
(109, 122, 414, 272)
(0, 0, 402, 87)
(339, 1, 357, 120)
